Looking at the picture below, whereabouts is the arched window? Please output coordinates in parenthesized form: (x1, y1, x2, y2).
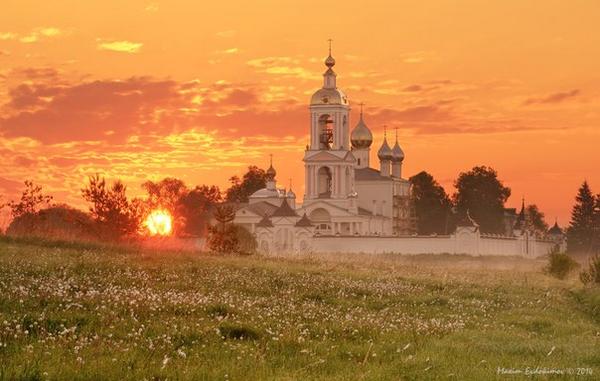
(318, 114, 333, 150)
(317, 167, 332, 198)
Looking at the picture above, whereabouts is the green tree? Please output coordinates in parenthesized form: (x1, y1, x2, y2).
(225, 166, 268, 203)
(207, 204, 238, 253)
(6, 180, 53, 219)
(82, 174, 141, 239)
(142, 178, 188, 211)
(409, 171, 454, 234)
(567, 181, 596, 253)
(453, 166, 511, 234)
(179, 185, 222, 236)
(141, 178, 188, 233)
(525, 204, 548, 236)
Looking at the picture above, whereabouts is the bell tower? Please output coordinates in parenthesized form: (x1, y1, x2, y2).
(308, 40, 350, 151)
(303, 41, 356, 206)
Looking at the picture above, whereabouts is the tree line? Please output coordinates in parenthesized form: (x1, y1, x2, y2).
(0, 166, 269, 243)
(410, 166, 544, 235)
(0, 165, 599, 255)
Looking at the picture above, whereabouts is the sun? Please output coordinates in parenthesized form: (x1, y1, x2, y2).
(144, 209, 173, 236)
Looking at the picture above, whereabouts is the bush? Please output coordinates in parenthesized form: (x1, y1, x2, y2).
(234, 225, 257, 255)
(6, 205, 99, 242)
(545, 249, 578, 280)
(218, 323, 260, 340)
(207, 204, 256, 255)
(580, 254, 600, 286)
(207, 225, 257, 255)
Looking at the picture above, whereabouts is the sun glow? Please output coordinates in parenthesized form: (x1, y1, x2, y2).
(144, 209, 173, 236)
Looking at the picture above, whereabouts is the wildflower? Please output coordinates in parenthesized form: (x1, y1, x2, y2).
(162, 355, 170, 369)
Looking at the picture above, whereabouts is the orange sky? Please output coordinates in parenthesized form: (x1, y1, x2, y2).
(1, 0, 600, 226)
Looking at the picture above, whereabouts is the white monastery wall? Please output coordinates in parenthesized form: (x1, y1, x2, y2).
(306, 233, 556, 258)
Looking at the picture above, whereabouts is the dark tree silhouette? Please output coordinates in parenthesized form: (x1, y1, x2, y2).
(525, 204, 548, 236)
(142, 178, 188, 211)
(208, 204, 238, 253)
(409, 171, 454, 235)
(82, 174, 141, 239)
(141, 177, 188, 234)
(225, 166, 268, 203)
(179, 185, 222, 236)
(6, 204, 98, 241)
(453, 166, 511, 234)
(7, 180, 53, 219)
(567, 181, 596, 253)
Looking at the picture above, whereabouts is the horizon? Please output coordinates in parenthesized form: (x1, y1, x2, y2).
(2, 1, 600, 225)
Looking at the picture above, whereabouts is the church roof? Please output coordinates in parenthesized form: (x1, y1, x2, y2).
(256, 215, 274, 227)
(295, 213, 313, 227)
(358, 207, 373, 216)
(354, 167, 392, 182)
(548, 221, 563, 235)
(245, 201, 279, 217)
(271, 198, 299, 217)
(249, 187, 280, 199)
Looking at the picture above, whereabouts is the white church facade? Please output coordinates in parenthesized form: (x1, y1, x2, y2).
(232, 47, 559, 257)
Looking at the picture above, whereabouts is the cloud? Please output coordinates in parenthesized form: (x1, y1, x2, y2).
(0, 176, 22, 193)
(216, 30, 236, 38)
(0, 32, 17, 40)
(39, 27, 62, 37)
(0, 27, 66, 43)
(215, 47, 239, 55)
(374, 102, 454, 123)
(247, 56, 298, 68)
(523, 89, 580, 105)
(97, 40, 143, 53)
(1, 77, 184, 143)
(0, 70, 310, 146)
(145, 2, 159, 12)
(403, 84, 423, 92)
(247, 56, 317, 79)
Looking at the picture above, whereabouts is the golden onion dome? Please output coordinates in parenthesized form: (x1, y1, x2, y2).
(391, 141, 405, 162)
(325, 54, 336, 68)
(377, 138, 393, 161)
(351, 114, 373, 149)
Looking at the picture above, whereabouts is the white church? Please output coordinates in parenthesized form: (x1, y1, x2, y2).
(232, 47, 560, 257)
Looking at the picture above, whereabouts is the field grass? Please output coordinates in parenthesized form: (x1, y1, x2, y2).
(0, 237, 599, 380)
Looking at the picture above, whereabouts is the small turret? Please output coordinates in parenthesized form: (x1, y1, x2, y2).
(377, 126, 393, 177)
(391, 127, 404, 178)
(266, 154, 276, 190)
(351, 103, 372, 168)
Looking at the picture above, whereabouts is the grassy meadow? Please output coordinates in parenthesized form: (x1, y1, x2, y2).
(0, 237, 599, 380)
